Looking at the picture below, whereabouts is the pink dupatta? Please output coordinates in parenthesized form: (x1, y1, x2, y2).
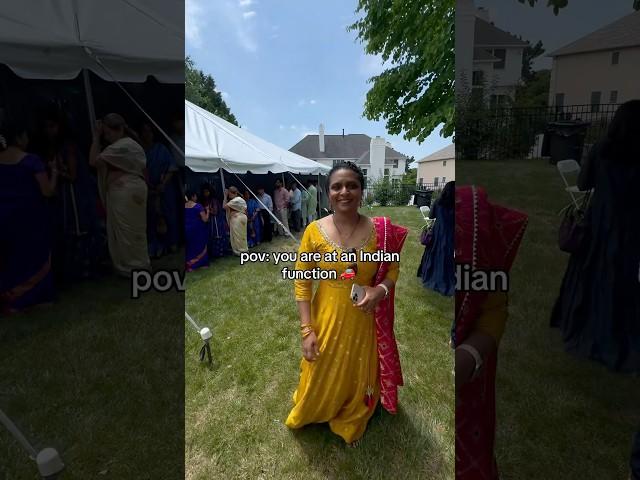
(372, 216, 409, 414)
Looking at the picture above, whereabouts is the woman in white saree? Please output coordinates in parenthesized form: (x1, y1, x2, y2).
(223, 186, 248, 256)
(89, 113, 150, 277)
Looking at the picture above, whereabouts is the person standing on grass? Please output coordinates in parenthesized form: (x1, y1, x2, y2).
(200, 183, 228, 258)
(0, 121, 58, 314)
(139, 121, 179, 259)
(184, 190, 209, 271)
(551, 100, 640, 373)
(273, 178, 290, 236)
(244, 190, 262, 247)
(89, 113, 150, 278)
(417, 181, 455, 296)
(285, 161, 408, 446)
(256, 185, 273, 242)
(454, 185, 528, 480)
(307, 179, 318, 223)
(222, 186, 248, 256)
(290, 182, 302, 232)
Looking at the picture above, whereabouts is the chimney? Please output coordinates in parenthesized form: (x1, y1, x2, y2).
(475, 7, 491, 22)
(342, 128, 345, 138)
(319, 123, 325, 153)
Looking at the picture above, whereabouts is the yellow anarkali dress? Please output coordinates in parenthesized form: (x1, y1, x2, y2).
(285, 220, 400, 443)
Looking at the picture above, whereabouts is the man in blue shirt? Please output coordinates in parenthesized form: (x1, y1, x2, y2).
(256, 186, 273, 242)
(290, 183, 302, 232)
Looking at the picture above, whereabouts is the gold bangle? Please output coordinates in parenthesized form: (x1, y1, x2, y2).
(300, 323, 313, 330)
(302, 329, 314, 339)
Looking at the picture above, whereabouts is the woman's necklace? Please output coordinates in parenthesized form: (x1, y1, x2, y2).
(332, 213, 360, 248)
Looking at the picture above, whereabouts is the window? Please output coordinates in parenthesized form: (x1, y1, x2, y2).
(493, 49, 506, 69)
(612, 51, 620, 65)
(610, 90, 618, 104)
(393, 159, 398, 168)
(434, 177, 439, 187)
(384, 168, 390, 177)
(419, 177, 423, 185)
(443, 160, 447, 167)
(362, 168, 367, 177)
(555, 93, 565, 107)
(332, 159, 341, 166)
(472, 70, 484, 86)
(442, 177, 446, 184)
(591, 91, 601, 113)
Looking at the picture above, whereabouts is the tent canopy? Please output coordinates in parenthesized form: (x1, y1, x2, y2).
(185, 100, 330, 175)
(0, 0, 183, 83)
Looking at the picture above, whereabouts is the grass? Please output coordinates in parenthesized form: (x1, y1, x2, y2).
(0, 255, 184, 479)
(185, 206, 454, 480)
(457, 158, 639, 479)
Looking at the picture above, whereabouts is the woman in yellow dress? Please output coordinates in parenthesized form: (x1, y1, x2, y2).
(285, 162, 408, 445)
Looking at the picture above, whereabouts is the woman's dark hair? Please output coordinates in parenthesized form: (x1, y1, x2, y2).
(0, 120, 28, 152)
(602, 100, 640, 161)
(327, 161, 366, 190)
(438, 181, 455, 209)
(185, 189, 197, 201)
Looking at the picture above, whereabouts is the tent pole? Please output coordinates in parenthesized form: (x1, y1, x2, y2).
(220, 168, 227, 194)
(82, 69, 97, 130)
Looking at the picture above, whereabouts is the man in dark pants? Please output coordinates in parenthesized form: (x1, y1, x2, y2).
(256, 186, 273, 242)
(631, 431, 640, 479)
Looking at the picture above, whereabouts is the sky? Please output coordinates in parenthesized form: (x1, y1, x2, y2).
(476, 0, 636, 70)
(185, 0, 452, 164)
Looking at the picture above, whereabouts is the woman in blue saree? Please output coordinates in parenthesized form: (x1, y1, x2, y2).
(201, 183, 229, 258)
(140, 122, 179, 258)
(185, 190, 209, 271)
(417, 181, 455, 296)
(0, 122, 58, 314)
(244, 190, 262, 247)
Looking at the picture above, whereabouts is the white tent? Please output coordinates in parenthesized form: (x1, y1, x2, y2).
(0, 0, 183, 83)
(185, 100, 330, 175)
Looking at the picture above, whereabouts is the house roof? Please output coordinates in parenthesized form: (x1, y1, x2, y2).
(474, 17, 528, 47)
(549, 11, 640, 57)
(417, 144, 455, 163)
(290, 133, 407, 163)
(473, 47, 499, 62)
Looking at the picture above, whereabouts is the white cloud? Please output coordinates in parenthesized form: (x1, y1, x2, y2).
(290, 125, 297, 130)
(279, 125, 285, 130)
(359, 53, 385, 77)
(309, 99, 317, 105)
(217, 1, 258, 52)
(297, 100, 306, 107)
(239, 0, 254, 6)
(186, 0, 205, 48)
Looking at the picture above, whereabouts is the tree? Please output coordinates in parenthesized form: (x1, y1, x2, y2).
(521, 40, 545, 82)
(515, 69, 550, 108)
(518, 0, 640, 15)
(185, 56, 238, 126)
(402, 166, 417, 185)
(349, 0, 454, 143)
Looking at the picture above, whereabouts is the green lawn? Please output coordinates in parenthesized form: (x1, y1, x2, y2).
(458, 158, 639, 479)
(185, 206, 454, 480)
(0, 256, 184, 479)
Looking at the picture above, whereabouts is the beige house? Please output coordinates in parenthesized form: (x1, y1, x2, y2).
(416, 144, 455, 188)
(548, 11, 640, 108)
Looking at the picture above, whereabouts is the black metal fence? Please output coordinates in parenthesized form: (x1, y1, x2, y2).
(456, 103, 620, 161)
